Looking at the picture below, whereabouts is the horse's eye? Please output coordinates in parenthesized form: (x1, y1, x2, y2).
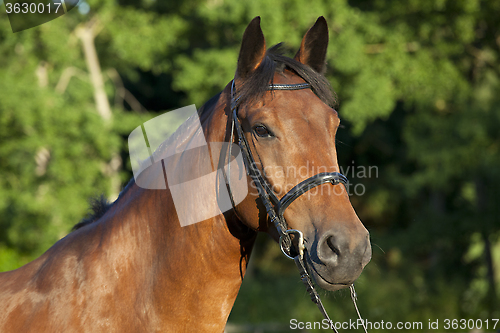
(253, 125, 272, 137)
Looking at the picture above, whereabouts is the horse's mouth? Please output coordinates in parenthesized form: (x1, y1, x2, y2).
(305, 252, 354, 291)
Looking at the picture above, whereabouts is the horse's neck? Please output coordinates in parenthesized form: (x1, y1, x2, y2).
(110, 183, 250, 330)
(114, 93, 254, 330)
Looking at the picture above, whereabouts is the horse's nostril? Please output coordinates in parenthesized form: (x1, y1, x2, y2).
(318, 235, 341, 266)
(326, 236, 340, 257)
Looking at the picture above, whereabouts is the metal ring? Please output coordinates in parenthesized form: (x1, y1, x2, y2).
(279, 229, 305, 260)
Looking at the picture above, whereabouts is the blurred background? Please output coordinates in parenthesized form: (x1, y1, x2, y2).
(0, 0, 499, 331)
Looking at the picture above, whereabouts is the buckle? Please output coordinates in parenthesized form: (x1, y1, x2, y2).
(279, 229, 305, 259)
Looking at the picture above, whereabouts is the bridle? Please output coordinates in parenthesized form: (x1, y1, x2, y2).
(224, 80, 368, 333)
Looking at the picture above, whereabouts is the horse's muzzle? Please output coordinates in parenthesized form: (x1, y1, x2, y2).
(307, 226, 371, 291)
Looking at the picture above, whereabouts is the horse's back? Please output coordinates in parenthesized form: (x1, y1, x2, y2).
(0, 226, 110, 332)
(0, 214, 166, 332)
(0, 254, 66, 332)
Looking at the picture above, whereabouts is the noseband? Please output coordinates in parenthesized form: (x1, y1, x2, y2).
(224, 80, 368, 333)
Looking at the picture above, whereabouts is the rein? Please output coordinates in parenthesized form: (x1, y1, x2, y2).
(225, 80, 368, 333)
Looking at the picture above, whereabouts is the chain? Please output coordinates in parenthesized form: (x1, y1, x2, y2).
(350, 284, 368, 333)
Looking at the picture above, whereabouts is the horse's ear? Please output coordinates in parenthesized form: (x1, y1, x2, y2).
(294, 16, 329, 73)
(236, 16, 267, 79)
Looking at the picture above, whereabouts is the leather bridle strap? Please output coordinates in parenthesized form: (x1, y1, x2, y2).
(269, 83, 311, 90)
(277, 172, 347, 217)
(230, 100, 289, 245)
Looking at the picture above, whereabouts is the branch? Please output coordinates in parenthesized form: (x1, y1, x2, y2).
(55, 66, 89, 94)
(75, 17, 112, 122)
(106, 68, 146, 113)
(36, 61, 49, 88)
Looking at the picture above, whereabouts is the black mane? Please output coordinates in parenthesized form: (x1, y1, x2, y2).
(234, 43, 336, 109)
(71, 178, 134, 231)
(71, 195, 110, 231)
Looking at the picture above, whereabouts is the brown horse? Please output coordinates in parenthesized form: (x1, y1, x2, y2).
(0, 17, 371, 332)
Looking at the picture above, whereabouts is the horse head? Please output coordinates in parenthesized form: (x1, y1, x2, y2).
(229, 17, 371, 291)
